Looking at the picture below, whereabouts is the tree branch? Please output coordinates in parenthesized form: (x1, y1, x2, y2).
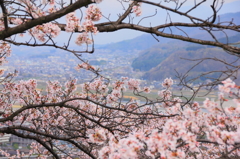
(0, 0, 8, 30)
(0, 0, 93, 40)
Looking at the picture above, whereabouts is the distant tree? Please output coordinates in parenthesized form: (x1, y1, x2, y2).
(0, 0, 240, 158)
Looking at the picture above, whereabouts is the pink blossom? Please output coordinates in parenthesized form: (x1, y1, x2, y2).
(132, 3, 142, 16)
(75, 62, 95, 70)
(143, 86, 151, 93)
(99, 146, 110, 159)
(162, 78, 173, 88)
(158, 89, 172, 100)
(127, 78, 140, 90)
(85, 5, 102, 21)
(75, 32, 92, 46)
(89, 129, 107, 144)
(192, 101, 200, 110)
(65, 12, 80, 32)
(222, 78, 235, 88)
(11, 18, 23, 25)
(219, 85, 231, 93)
(83, 20, 98, 34)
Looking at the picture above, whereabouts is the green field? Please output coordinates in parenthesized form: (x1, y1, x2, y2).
(33, 79, 218, 104)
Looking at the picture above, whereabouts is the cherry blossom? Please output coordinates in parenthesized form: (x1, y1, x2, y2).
(85, 5, 102, 21)
(75, 32, 93, 46)
(127, 78, 140, 90)
(75, 62, 95, 71)
(65, 12, 81, 32)
(0, 0, 240, 158)
(162, 77, 174, 88)
(132, 2, 142, 17)
(83, 20, 98, 34)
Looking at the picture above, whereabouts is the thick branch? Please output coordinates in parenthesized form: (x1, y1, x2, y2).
(0, 0, 8, 30)
(56, 21, 240, 54)
(97, 23, 240, 54)
(0, 0, 93, 40)
(0, 126, 95, 158)
(0, 97, 176, 123)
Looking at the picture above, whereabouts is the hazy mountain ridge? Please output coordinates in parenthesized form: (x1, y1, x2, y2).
(129, 11, 240, 81)
(142, 47, 240, 82)
(131, 43, 184, 71)
(132, 33, 240, 81)
(96, 11, 240, 52)
(132, 32, 240, 79)
(8, 11, 240, 83)
(96, 34, 170, 51)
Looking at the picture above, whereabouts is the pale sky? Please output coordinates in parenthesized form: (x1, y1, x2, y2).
(225, 0, 239, 3)
(9, 0, 240, 45)
(93, 0, 240, 44)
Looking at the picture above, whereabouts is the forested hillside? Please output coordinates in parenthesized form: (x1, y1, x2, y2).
(143, 47, 240, 82)
(131, 42, 184, 71)
(132, 33, 240, 82)
(127, 11, 240, 82)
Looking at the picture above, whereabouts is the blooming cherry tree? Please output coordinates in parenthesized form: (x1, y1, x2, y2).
(0, 0, 240, 158)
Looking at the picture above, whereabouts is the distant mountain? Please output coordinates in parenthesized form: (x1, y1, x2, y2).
(96, 33, 171, 51)
(142, 47, 240, 82)
(129, 11, 240, 82)
(96, 11, 240, 52)
(8, 10, 240, 83)
(135, 33, 240, 82)
(132, 32, 240, 78)
(219, 12, 240, 25)
(132, 42, 187, 71)
(217, 33, 240, 45)
(11, 45, 57, 58)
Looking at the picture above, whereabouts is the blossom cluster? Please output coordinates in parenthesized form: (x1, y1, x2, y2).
(75, 62, 95, 71)
(21, 0, 46, 18)
(71, 4, 102, 45)
(29, 22, 61, 42)
(132, 2, 142, 16)
(0, 1, 104, 46)
(127, 78, 140, 90)
(0, 42, 11, 76)
(94, 79, 240, 159)
(1, 1, 240, 158)
(85, 5, 102, 21)
(65, 12, 82, 32)
(0, 75, 240, 158)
